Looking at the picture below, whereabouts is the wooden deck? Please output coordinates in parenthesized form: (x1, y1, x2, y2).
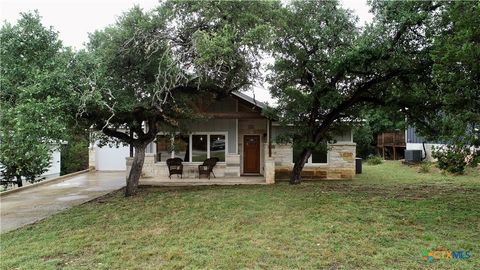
(377, 131, 406, 160)
(139, 176, 266, 186)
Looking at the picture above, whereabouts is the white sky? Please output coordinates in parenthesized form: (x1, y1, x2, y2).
(0, 0, 373, 104)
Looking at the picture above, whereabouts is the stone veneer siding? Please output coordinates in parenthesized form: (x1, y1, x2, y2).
(88, 147, 96, 170)
(270, 143, 356, 180)
(126, 153, 241, 179)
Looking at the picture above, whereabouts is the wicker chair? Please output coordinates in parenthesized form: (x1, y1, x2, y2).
(198, 157, 219, 179)
(166, 158, 183, 179)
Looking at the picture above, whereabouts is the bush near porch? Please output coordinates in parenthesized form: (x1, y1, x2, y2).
(1, 162, 479, 269)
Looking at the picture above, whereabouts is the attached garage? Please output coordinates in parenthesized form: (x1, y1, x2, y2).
(93, 144, 130, 171)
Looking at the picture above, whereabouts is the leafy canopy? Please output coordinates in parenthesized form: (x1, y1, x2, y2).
(0, 12, 76, 184)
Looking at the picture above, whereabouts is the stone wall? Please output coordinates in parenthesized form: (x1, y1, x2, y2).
(271, 143, 356, 180)
(225, 154, 241, 177)
(88, 147, 96, 170)
(264, 157, 275, 184)
(126, 153, 238, 179)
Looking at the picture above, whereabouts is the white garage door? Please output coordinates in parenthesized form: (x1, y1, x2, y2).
(95, 145, 130, 171)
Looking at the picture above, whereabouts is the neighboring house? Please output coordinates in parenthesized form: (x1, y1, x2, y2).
(405, 127, 446, 162)
(89, 92, 357, 183)
(0, 145, 61, 180)
(43, 146, 62, 177)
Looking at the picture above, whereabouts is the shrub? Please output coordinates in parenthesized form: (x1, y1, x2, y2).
(418, 162, 431, 173)
(366, 155, 383, 165)
(60, 133, 89, 175)
(432, 144, 479, 175)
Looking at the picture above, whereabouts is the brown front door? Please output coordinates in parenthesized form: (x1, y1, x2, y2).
(243, 135, 260, 173)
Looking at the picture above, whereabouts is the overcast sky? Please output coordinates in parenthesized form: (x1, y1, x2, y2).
(0, 0, 373, 103)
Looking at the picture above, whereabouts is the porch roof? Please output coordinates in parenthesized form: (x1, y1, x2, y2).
(231, 91, 267, 110)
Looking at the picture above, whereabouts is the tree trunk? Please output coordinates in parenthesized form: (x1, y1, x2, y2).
(16, 175, 23, 187)
(289, 148, 311, 185)
(125, 144, 147, 196)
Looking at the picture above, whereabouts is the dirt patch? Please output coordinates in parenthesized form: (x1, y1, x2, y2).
(300, 182, 479, 200)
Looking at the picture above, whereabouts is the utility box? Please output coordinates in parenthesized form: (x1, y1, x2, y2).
(355, 158, 362, 174)
(405, 150, 422, 162)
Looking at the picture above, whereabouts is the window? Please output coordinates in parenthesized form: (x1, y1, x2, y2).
(173, 135, 189, 161)
(192, 135, 208, 162)
(311, 146, 328, 163)
(156, 135, 171, 162)
(210, 134, 226, 162)
(292, 142, 328, 164)
(156, 133, 226, 163)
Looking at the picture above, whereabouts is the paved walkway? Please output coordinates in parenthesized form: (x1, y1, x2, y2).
(0, 172, 125, 233)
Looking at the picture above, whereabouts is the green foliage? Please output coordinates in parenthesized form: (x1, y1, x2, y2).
(366, 155, 383, 165)
(78, 2, 276, 143)
(418, 162, 431, 173)
(76, 2, 279, 194)
(60, 132, 89, 175)
(393, 1, 480, 145)
(353, 108, 406, 158)
(0, 12, 75, 185)
(425, 2, 480, 144)
(432, 144, 479, 175)
(268, 0, 358, 138)
(268, 0, 479, 181)
(267, 1, 444, 176)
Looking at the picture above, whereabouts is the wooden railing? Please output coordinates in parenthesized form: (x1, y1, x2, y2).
(377, 132, 405, 147)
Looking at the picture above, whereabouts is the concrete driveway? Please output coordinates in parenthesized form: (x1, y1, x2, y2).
(0, 171, 125, 233)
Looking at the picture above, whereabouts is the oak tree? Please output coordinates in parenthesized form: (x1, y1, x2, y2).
(77, 2, 277, 196)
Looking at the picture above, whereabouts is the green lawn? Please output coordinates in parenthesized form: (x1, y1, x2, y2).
(1, 162, 479, 269)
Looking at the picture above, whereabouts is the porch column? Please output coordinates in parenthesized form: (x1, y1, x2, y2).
(88, 144, 96, 171)
(265, 157, 275, 184)
(267, 119, 272, 157)
(265, 119, 275, 184)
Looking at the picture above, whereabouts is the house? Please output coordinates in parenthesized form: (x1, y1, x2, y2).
(89, 92, 357, 183)
(0, 145, 61, 188)
(43, 146, 62, 177)
(0, 145, 61, 178)
(405, 127, 446, 161)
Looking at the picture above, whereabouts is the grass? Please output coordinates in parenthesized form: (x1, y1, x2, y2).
(1, 161, 479, 269)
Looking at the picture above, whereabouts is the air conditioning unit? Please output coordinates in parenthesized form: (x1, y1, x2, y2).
(405, 150, 423, 162)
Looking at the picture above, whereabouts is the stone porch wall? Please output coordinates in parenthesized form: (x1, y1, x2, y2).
(88, 147, 96, 170)
(126, 153, 240, 179)
(270, 143, 356, 180)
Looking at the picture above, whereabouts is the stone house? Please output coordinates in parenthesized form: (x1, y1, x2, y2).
(89, 91, 356, 183)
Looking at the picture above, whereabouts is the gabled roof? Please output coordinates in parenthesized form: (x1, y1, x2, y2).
(231, 91, 267, 109)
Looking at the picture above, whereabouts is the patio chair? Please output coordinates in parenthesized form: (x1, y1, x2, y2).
(198, 157, 219, 179)
(166, 158, 183, 179)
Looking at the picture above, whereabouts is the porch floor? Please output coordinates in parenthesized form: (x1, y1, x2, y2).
(139, 176, 266, 186)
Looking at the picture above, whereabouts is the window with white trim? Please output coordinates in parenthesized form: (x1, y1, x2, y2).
(156, 133, 226, 162)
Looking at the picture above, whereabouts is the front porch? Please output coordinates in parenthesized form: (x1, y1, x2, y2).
(139, 175, 266, 187)
(128, 152, 275, 186)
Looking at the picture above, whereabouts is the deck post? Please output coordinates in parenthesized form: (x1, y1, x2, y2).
(382, 133, 385, 159)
